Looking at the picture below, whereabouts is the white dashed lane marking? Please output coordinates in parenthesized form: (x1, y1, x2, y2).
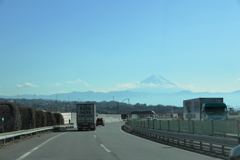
(17, 133, 66, 160)
(100, 144, 111, 153)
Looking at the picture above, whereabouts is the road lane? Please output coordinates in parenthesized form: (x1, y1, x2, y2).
(20, 129, 115, 160)
(96, 122, 222, 160)
(16, 133, 67, 160)
(0, 132, 66, 160)
(0, 122, 223, 160)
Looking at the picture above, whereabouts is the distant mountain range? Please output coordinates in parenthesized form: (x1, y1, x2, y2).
(1, 75, 240, 106)
(1, 90, 240, 107)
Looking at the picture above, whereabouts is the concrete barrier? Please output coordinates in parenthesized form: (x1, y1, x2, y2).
(61, 112, 76, 124)
(97, 114, 122, 123)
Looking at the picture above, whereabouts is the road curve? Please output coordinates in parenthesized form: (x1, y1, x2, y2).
(0, 122, 222, 160)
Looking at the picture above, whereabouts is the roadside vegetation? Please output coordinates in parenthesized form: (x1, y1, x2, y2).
(0, 102, 64, 132)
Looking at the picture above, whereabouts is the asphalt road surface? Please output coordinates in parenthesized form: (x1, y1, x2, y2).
(0, 122, 223, 160)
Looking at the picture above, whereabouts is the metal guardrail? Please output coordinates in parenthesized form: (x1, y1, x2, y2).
(0, 124, 73, 144)
(127, 119, 240, 137)
(124, 124, 238, 156)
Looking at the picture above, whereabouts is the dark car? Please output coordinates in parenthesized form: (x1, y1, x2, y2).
(96, 118, 104, 126)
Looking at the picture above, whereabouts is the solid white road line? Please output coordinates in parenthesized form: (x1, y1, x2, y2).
(100, 144, 111, 153)
(16, 133, 66, 160)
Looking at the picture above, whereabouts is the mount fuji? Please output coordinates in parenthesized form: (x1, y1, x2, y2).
(130, 75, 184, 93)
(140, 75, 177, 87)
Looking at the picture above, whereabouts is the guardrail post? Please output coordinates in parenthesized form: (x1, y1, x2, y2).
(211, 120, 214, 136)
(178, 120, 180, 132)
(192, 120, 194, 134)
(159, 120, 161, 130)
(190, 140, 193, 148)
(210, 143, 213, 152)
(237, 120, 239, 137)
(168, 120, 170, 131)
(188, 120, 190, 133)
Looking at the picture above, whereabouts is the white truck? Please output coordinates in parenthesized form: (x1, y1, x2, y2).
(76, 103, 96, 131)
(183, 98, 228, 121)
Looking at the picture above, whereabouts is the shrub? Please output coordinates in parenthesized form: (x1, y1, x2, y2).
(19, 106, 36, 129)
(35, 110, 47, 127)
(0, 102, 22, 132)
(0, 102, 66, 132)
(54, 113, 64, 125)
(46, 112, 57, 126)
(0, 104, 10, 132)
(28, 107, 36, 128)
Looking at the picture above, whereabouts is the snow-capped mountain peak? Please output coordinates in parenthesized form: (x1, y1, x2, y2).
(140, 75, 177, 87)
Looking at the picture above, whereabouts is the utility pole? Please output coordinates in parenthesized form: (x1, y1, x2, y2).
(122, 98, 130, 114)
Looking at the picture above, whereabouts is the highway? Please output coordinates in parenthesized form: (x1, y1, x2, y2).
(0, 122, 222, 160)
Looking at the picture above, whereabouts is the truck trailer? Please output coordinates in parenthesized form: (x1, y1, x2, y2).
(76, 103, 96, 131)
(183, 98, 228, 121)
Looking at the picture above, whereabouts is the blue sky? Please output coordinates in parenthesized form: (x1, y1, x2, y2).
(1, 0, 240, 96)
